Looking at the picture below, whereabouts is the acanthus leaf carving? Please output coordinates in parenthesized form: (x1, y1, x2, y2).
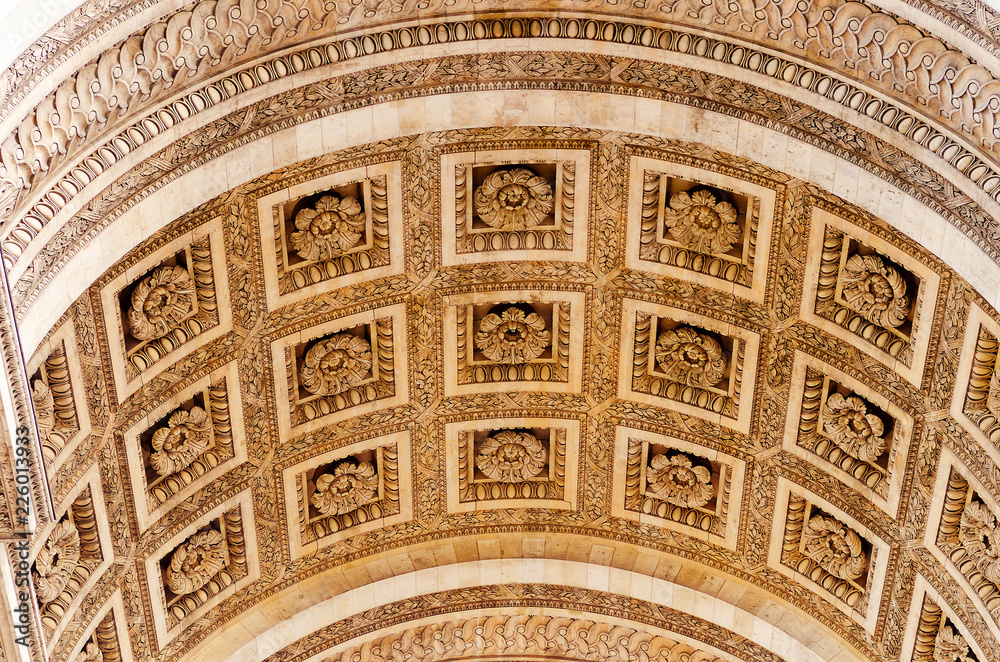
(475, 431, 547, 483)
(840, 254, 910, 329)
(149, 406, 212, 477)
(662, 188, 741, 254)
(645, 453, 714, 508)
(802, 513, 867, 581)
(74, 642, 102, 662)
(33, 519, 80, 604)
(290, 194, 365, 261)
(165, 529, 226, 596)
(126, 265, 196, 341)
(654, 326, 727, 388)
(934, 624, 973, 662)
(300, 334, 373, 395)
(822, 393, 887, 463)
(312, 460, 379, 516)
(959, 500, 1000, 585)
(473, 167, 554, 230)
(475, 306, 551, 364)
(31, 378, 54, 441)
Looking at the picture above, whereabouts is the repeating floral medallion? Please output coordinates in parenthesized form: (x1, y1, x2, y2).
(612, 425, 746, 550)
(770, 480, 891, 634)
(121, 362, 247, 531)
(445, 417, 580, 514)
(783, 352, 914, 517)
(143, 491, 258, 647)
(280, 431, 411, 559)
(440, 147, 592, 265)
(256, 161, 405, 309)
(801, 207, 941, 386)
(270, 303, 408, 442)
(618, 298, 760, 434)
(626, 152, 781, 303)
(443, 289, 586, 396)
(97, 216, 233, 402)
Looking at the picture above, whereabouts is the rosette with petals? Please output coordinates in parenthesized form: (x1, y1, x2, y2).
(840, 254, 910, 328)
(934, 625, 972, 662)
(290, 194, 365, 261)
(75, 642, 102, 662)
(473, 168, 554, 230)
(300, 334, 373, 395)
(33, 519, 80, 603)
(822, 393, 887, 463)
(803, 514, 867, 580)
(126, 265, 196, 341)
(31, 379, 54, 442)
(654, 326, 727, 388)
(645, 453, 714, 508)
(149, 406, 212, 476)
(166, 529, 226, 595)
(475, 307, 551, 364)
(960, 500, 1000, 584)
(663, 188, 741, 254)
(476, 431, 547, 482)
(312, 460, 379, 515)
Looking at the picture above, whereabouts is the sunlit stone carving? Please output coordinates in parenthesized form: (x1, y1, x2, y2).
(822, 393, 887, 463)
(33, 520, 80, 604)
(300, 334, 373, 395)
(654, 326, 727, 388)
(166, 529, 226, 595)
(476, 431, 547, 483)
(840, 254, 910, 329)
(934, 625, 973, 662)
(663, 188, 741, 254)
(312, 460, 379, 516)
(803, 514, 867, 581)
(959, 500, 1000, 584)
(126, 265, 196, 341)
(31, 379, 54, 442)
(645, 453, 714, 508)
(290, 194, 365, 261)
(475, 306, 551, 364)
(474, 168, 554, 230)
(149, 407, 212, 477)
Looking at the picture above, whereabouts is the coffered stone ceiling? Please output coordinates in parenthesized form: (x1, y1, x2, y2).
(5, 1, 1000, 662)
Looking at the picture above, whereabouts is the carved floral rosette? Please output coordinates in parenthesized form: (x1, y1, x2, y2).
(75, 642, 102, 662)
(459, 429, 566, 503)
(144, 380, 234, 506)
(287, 318, 395, 427)
(36, 488, 104, 635)
(796, 368, 892, 499)
(455, 158, 575, 255)
(277, 175, 391, 294)
(934, 625, 974, 662)
(163, 507, 248, 629)
(632, 313, 742, 420)
(72, 609, 119, 662)
(475, 431, 548, 483)
(623, 437, 730, 537)
(312, 460, 380, 516)
(781, 494, 870, 610)
(637, 167, 764, 289)
(458, 301, 571, 386)
(122, 237, 220, 379)
(298, 445, 400, 544)
(29, 337, 84, 465)
(815, 226, 916, 364)
(33, 520, 80, 604)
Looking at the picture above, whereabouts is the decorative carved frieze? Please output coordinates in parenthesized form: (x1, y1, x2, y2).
(783, 352, 913, 517)
(257, 161, 404, 309)
(619, 298, 759, 433)
(770, 480, 890, 634)
(446, 417, 579, 513)
(904, 580, 987, 662)
(281, 431, 411, 559)
(444, 290, 585, 396)
(123, 362, 246, 531)
(612, 426, 745, 550)
(627, 154, 779, 302)
(99, 216, 232, 401)
(271, 303, 408, 441)
(145, 491, 258, 646)
(441, 148, 591, 265)
(801, 207, 940, 386)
